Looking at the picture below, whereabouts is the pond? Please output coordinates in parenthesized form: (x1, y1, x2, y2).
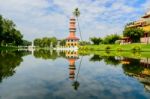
(0, 50, 150, 99)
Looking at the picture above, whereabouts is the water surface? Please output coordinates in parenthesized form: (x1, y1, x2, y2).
(0, 50, 150, 99)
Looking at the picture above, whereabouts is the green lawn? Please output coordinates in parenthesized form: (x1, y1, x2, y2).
(79, 50, 150, 59)
(79, 43, 150, 52)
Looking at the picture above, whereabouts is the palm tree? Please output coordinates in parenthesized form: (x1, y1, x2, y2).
(72, 81, 80, 90)
(73, 8, 83, 41)
(72, 56, 83, 91)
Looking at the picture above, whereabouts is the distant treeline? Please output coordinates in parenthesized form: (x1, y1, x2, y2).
(34, 37, 92, 47)
(34, 37, 66, 47)
(90, 34, 120, 45)
(0, 15, 31, 46)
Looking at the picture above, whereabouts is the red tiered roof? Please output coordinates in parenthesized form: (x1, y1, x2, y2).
(66, 36, 79, 40)
(66, 16, 79, 40)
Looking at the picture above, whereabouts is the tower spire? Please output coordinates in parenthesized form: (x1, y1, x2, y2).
(66, 17, 79, 47)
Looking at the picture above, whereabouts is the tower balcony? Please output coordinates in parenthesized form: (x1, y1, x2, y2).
(69, 27, 76, 30)
(69, 28, 76, 32)
(70, 18, 75, 21)
(69, 30, 76, 32)
(70, 20, 75, 22)
(70, 22, 75, 24)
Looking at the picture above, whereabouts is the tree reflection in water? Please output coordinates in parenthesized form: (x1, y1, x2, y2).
(24, 49, 150, 92)
(72, 81, 80, 90)
(90, 55, 120, 66)
(0, 50, 31, 82)
(90, 55, 103, 62)
(33, 49, 82, 90)
(73, 56, 83, 91)
(89, 54, 150, 92)
(33, 49, 65, 60)
(122, 58, 150, 92)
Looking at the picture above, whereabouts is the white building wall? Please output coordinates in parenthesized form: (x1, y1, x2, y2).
(140, 37, 150, 43)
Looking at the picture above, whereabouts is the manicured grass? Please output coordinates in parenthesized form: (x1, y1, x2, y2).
(79, 43, 150, 52)
(79, 50, 150, 59)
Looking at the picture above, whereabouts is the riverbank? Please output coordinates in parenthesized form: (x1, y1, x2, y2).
(79, 50, 150, 59)
(79, 43, 150, 52)
(0, 46, 18, 50)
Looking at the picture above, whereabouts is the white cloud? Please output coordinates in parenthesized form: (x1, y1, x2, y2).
(0, 0, 148, 41)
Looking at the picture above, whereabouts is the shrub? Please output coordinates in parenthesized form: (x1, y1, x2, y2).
(103, 34, 120, 44)
(117, 47, 122, 51)
(105, 46, 111, 50)
(132, 46, 141, 52)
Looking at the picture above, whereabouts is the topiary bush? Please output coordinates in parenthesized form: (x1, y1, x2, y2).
(105, 46, 111, 50)
(117, 47, 123, 51)
(132, 45, 141, 52)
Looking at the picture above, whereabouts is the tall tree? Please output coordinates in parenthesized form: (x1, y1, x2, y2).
(90, 37, 103, 45)
(0, 15, 24, 46)
(103, 34, 120, 44)
(123, 28, 144, 43)
(0, 15, 3, 44)
(73, 8, 83, 41)
(60, 39, 66, 46)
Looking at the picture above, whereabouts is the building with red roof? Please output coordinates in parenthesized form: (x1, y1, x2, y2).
(66, 17, 79, 47)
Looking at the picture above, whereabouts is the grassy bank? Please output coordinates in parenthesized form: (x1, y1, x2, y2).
(79, 43, 150, 52)
(0, 46, 18, 50)
(79, 50, 150, 59)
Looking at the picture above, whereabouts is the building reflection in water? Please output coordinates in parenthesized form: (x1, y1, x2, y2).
(139, 58, 150, 92)
(90, 54, 150, 92)
(116, 57, 150, 92)
(65, 50, 81, 90)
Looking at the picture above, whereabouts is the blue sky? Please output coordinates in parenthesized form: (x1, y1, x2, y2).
(0, 0, 150, 41)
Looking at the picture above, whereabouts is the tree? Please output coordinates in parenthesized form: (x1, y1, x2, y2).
(79, 41, 91, 46)
(125, 22, 134, 27)
(123, 28, 144, 43)
(34, 38, 42, 47)
(90, 37, 103, 45)
(22, 40, 31, 46)
(0, 15, 24, 46)
(50, 37, 57, 47)
(73, 8, 83, 41)
(34, 37, 57, 47)
(0, 15, 3, 43)
(60, 39, 66, 46)
(103, 34, 120, 44)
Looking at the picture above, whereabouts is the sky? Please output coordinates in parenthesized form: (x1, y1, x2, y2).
(0, 0, 150, 41)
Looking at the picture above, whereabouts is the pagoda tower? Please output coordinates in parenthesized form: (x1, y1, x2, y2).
(66, 17, 79, 47)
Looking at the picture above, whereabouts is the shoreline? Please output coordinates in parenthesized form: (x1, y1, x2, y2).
(79, 43, 150, 52)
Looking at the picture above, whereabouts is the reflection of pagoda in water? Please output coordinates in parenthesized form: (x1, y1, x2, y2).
(65, 50, 80, 90)
(66, 51, 79, 80)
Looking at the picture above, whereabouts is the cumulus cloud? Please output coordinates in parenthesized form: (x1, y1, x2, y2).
(0, 0, 149, 41)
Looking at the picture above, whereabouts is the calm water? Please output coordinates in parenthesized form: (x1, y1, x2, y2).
(0, 50, 150, 99)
